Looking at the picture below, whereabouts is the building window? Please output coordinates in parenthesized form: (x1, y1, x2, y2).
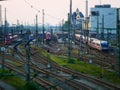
(91, 11, 99, 16)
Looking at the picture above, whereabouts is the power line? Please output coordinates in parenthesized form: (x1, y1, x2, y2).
(23, 0, 65, 21)
(24, 0, 40, 13)
(45, 13, 61, 20)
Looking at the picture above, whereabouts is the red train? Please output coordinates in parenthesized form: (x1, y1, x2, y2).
(45, 32, 51, 40)
(45, 32, 51, 44)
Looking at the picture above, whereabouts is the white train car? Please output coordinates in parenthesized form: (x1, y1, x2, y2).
(75, 34, 109, 51)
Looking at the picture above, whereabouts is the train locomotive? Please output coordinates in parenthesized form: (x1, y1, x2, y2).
(75, 34, 109, 51)
(45, 32, 51, 44)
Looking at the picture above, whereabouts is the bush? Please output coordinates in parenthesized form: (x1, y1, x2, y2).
(68, 58, 75, 63)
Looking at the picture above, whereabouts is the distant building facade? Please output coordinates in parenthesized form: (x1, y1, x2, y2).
(90, 4, 120, 37)
(72, 8, 84, 30)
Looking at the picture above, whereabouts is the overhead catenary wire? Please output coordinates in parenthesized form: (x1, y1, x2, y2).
(24, 0, 40, 13)
(23, 0, 64, 21)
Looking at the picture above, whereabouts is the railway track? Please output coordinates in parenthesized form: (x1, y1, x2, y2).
(1, 45, 120, 90)
(1, 53, 91, 90)
(18, 49, 92, 90)
(75, 40, 116, 64)
(29, 49, 120, 90)
(31, 64, 91, 90)
(45, 42, 116, 68)
(33, 77, 63, 90)
(0, 54, 63, 90)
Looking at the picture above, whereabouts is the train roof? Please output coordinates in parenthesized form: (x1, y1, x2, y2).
(75, 34, 108, 45)
(92, 38, 101, 44)
(101, 40, 108, 43)
(13, 35, 18, 37)
(91, 38, 108, 44)
(75, 34, 85, 39)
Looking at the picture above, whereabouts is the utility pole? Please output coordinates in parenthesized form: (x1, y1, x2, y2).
(62, 19, 64, 43)
(50, 28, 53, 41)
(85, 0, 89, 54)
(101, 15, 104, 40)
(26, 44, 30, 82)
(0, 0, 7, 28)
(25, 39, 33, 82)
(96, 11, 99, 39)
(68, 0, 72, 63)
(17, 19, 20, 35)
(117, 8, 120, 77)
(36, 14, 38, 46)
(4, 8, 7, 42)
(42, 9, 45, 45)
(0, 5, 2, 26)
(1, 8, 7, 76)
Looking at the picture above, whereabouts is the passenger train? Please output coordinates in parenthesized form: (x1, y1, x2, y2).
(75, 34, 109, 51)
(45, 32, 51, 40)
(4, 34, 18, 44)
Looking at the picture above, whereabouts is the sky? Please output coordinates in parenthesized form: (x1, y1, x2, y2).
(0, 0, 120, 26)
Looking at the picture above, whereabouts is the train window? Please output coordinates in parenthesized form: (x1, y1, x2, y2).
(90, 39, 93, 42)
(92, 42, 95, 44)
(97, 44, 100, 46)
(89, 39, 93, 43)
(91, 11, 99, 16)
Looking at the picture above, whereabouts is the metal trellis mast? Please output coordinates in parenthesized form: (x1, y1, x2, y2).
(42, 9, 45, 45)
(26, 44, 30, 82)
(68, 0, 72, 63)
(117, 8, 120, 77)
(1, 8, 7, 76)
(96, 12, 99, 38)
(62, 19, 64, 42)
(4, 8, 7, 42)
(25, 39, 33, 82)
(36, 14, 38, 46)
(85, 0, 89, 54)
(101, 15, 104, 40)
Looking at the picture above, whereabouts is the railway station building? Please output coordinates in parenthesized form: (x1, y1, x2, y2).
(72, 8, 84, 31)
